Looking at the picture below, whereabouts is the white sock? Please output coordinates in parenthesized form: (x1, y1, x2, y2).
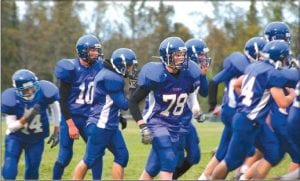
(240, 165, 249, 174)
(240, 174, 248, 180)
(198, 173, 209, 180)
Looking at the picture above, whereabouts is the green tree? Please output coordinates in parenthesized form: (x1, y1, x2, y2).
(1, 0, 21, 90)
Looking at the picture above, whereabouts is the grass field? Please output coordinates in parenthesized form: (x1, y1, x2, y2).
(1, 120, 291, 180)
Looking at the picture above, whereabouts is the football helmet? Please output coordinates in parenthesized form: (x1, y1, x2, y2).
(185, 38, 212, 67)
(159, 36, 187, 70)
(244, 37, 267, 62)
(110, 48, 138, 77)
(264, 21, 291, 44)
(262, 40, 290, 68)
(76, 34, 103, 63)
(12, 69, 40, 102)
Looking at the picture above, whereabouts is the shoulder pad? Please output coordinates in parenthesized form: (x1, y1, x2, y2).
(1, 88, 17, 107)
(95, 69, 124, 92)
(54, 59, 76, 82)
(138, 62, 167, 84)
(281, 68, 300, 88)
(187, 61, 201, 79)
(39, 80, 59, 98)
(224, 52, 250, 73)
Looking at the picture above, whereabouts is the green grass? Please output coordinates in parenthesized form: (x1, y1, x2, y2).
(1, 121, 291, 180)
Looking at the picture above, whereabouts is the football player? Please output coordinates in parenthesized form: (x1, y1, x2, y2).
(73, 48, 138, 180)
(199, 36, 267, 180)
(129, 36, 202, 180)
(52, 34, 104, 180)
(1, 69, 60, 179)
(211, 40, 295, 179)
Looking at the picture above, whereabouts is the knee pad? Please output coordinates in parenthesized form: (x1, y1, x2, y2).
(57, 148, 73, 167)
(2, 157, 18, 179)
(114, 147, 129, 167)
(152, 136, 177, 172)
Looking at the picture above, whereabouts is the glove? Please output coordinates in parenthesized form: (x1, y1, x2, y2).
(139, 123, 152, 144)
(47, 131, 59, 148)
(24, 104, 40, 123)
(194, 113, 206, 123)
(119, 115, 127, 130)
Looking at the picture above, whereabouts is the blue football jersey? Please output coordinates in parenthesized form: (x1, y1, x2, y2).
(54, 58, 103, 117)
(270, 68, 300, 114)
(138, 61, 200, 126)
(212, 52, 250, 108)
(1, 80, 59, 143)
(87, 67, 128, 129)
(238, 61, 287, 122)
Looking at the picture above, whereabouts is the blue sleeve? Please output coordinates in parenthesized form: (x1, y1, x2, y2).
(109, 91, 129, 110)
(212, 65, 239, 84)
(1, 88, 17, 115)
(199, 74, 208, 97)
(268, 69, 289, 88)
(137, 62, 165, 90)
(102, 76, 128, 110)
(281, 68, 300, 88)
(39, 80, 60, 104)
(54, 59, 76, 83)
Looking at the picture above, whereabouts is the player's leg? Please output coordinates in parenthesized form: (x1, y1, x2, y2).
(173, 125, 200, 179)
(152, 135, 178, 180)
(143, 148, 160, 179)
(199, 105, 235, 180)
(79, 119, 103, 180)
(52, 119, 74, 179)
(108, 129, 129, 179)
(73, 124, 107, 179)
(270, 110, 300, 166)
(242, 122, 283, 179)
(211, 112, 259, 179)
(1, 136, 22, 179)
(24, 139, 44, 179)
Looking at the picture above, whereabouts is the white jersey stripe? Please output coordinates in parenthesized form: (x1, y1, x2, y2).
(143, 91, 155, 122)
(97, 95, 113, 128)
(247, 90, 270, 120)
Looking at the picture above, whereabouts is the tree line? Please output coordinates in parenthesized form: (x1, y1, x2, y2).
(2, 0, 299, 109)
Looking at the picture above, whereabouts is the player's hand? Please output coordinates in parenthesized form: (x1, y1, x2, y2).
(119, 115, 127, 130)
(66, 119, 79, 139)
(212, 105, 221, 116)
(139, 123, 152, 144)
(47, 131, 59, 148)
(24, 104, 40, 123)
(194, 113, 206, 123)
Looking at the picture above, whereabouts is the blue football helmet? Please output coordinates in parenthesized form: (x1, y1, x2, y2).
(264, 21, 291, 44)
(244, 37, 267, 62)
(159, 36, 187, 70)
(185, 38, 212, 67)
(76, 34, 103, 63)
(12, 69, 40, 102)
(262, 40, 290, 68)
(110, 48, 138, 77)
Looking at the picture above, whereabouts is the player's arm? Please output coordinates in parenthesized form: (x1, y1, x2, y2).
(58, 80, 79, 139)
(208, 68, 235, 112)
(5, 115, 26, 132)
(129, 86, 150, 124)
(47, 100, 61, 148)
(129, 86, 152, 144)
(109, 91, 129, 110)
(199, 74, 208, 97)
(270, 87, 296, 108)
